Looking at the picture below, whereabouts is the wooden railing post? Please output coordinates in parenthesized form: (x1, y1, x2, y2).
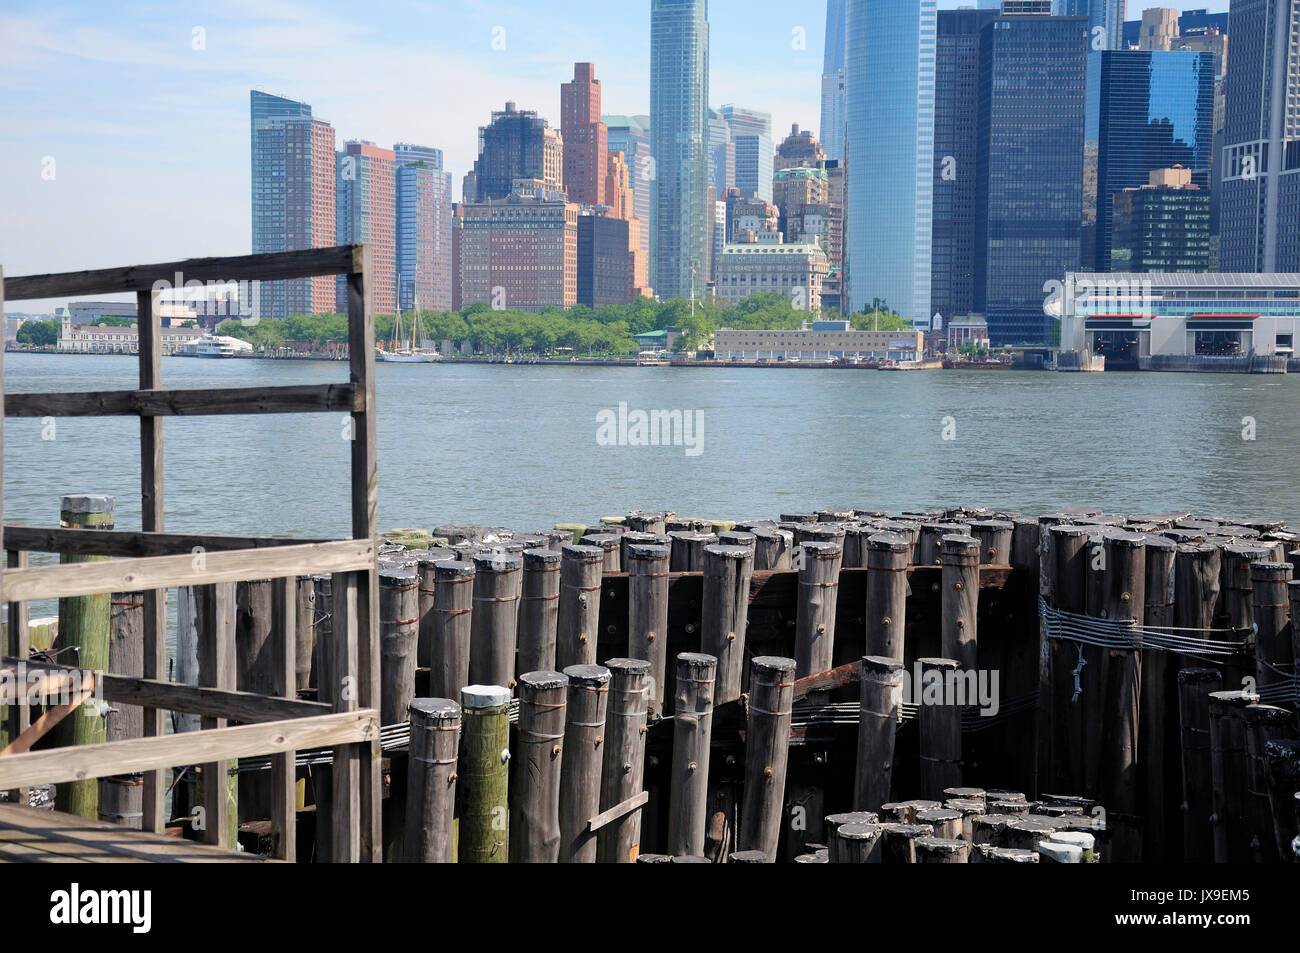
(4, 549, 30, 807)
(270, 576, 298, 861)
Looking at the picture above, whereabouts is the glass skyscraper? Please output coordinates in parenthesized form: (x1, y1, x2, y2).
(845, 0, 936, 324)
(820, 0, 847, 161)
(1096, 50, 1215, 270)
(650, 0, 710, 301)
(1220, 0, 1300, 272)
(707, 108, 734, 198)
(394, 144, 453, 312)
(250, 90, 312, 254)
(720, 105, 773, 202)
(974, 14, 1089, 345)
(604, 115, 653, 263)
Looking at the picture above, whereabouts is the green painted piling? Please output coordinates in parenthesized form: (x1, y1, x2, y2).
(458, 684, 511, 863)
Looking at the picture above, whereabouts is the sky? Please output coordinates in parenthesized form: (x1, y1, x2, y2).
(1, 0, 1230, 313)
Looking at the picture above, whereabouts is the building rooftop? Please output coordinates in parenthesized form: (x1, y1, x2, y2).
(1065, 272, 1300, 289)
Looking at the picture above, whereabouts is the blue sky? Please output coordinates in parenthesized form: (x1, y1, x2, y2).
(1, 0, 1229, 312)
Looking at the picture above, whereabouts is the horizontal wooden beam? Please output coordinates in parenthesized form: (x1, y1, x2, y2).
(0, 709, 378, 789)
(586, 790, 649, 833)
(2, 539, 375, 602)
(99, 674, 332, 724)
(5, 525, 328, 559)
(6, 383, 360, 418)
(792, 660, 863, 702)
(3, 245, 364, 301)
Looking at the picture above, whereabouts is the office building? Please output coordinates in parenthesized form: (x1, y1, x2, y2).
(455, 191, 579, 312)
(821, 0, 848, 160)
(561, 63, 608, 207)
(335, 141, 397, 315)
(1110, 166, 1211, 271)
(720, 105, 774, 201)
(464, 102, 564, 203)
(578, 214, 633, 307)
(714, 231, 830, 311)
(394, 143, 453, 312)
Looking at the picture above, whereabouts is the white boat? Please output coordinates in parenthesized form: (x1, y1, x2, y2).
(192, 334, 254, 358)
(376, 292, 441, 363)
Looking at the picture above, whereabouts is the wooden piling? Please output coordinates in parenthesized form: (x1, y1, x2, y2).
(429, 560, 474, 700)
(969, 519, 1013, 565)
(1047, 523, 1089, 795)
(51, 494, 114, 819)
(1262, 739, 1300, 862)
(865, 532, 909, 661)
(1208, 688, 1259, 863)
(855, 655, 903, 813)
(556, 544, 603, 671)
(100, 590, 144, 829)
(1250, 562, 1293, 698)
(828, 822, 882, 863)
(403, 697, 460, 863)
(794, 541, 842, 680)
(295, 576, 314, 693)
(880, 823, 934, 863)
(558, 664, 610, 862)
(511, 670, 568, 863)
(468, 554, 523, 691)
(918, 657, 963, 799)
(669, 531, 717, 572)
(739, 656, 796, 862)
(458, 684, 511, 863)
(378, 566, 419, 727)
(1177, 667, 1222, 863)
(626, 543, 671, 717)
(311, 573, 334, 704)
(1221, 543, 1271, 691)
(1102, 531, 1145, 862)
(1242, 704, 1294, 861)
(620, 531, 669, 568)
(1139, 533, 1177, 861)
(940, 534, 980, 672)
(668, 653, 717, 858)
(918, 522, 971, 566)
(584, 533, 622, 573)
(517, 549, 562, 678)
(235, 578, 275, 825)
(915, 836, 970, 863)
(751, 527, 793, 571)
(599, 658, 651, 863)
(701, 544, 754, 704)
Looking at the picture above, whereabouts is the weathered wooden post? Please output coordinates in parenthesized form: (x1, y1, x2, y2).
(557, 544, 603, 671)
(918, 522, 970, 566)
(1208, 688, 1259, 863)
(669, 531, 717, 572)
(429, 560, 474, 700)
(1047, 523, 1089, 794)
(828, 822, 883, 862)
(1221, 543, 1271, 690)
(701, 544, 754, 703)
(378, 566, 419, 727)
(969, 519, 1013, 565)
(751, 527, 793, 570)
(52, 494, 114, 819)
(235, 578, 275, 824)
(1177, 667, 1222, 862)
(584, 533, 622, 573)
(915, 836, 970, 863)
(918, 657, 962, 799)
(196, 583, 239, 849)
(1102, 531, 1145, 862)
(517, 548, 562, 678)
(1251, 562, 1292, 697)
(1139, 533, 1177, 861)
(627, 511, 668, 534)
(403, 698, 460, 863)
(1243, 703, 1294, 861)
(620, 531, 669, 568)
(626, 542, 671, 717)
(865, 532, 909, 661)
(794, 541, 843, 679)
(559, 664, 610, 862)
(739, 656, 796, 862)
(668, 653, 717, 858)
(295, 576, 315, 692)
(469, 553, 522, 691)
(101, 590, 144, 828)
(458, 684, 511, 863)
(855, 655, 903, 812)
(1263, 739, 1300, 862)
(511, 670, 568, 863)
(413, 552, 442, 672)
(599, 658, 651, 863)
(311, 573, 334, 704)
(940, 534, 980, 672)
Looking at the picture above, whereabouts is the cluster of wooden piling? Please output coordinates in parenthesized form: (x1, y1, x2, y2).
(26, 502, 1299, 863)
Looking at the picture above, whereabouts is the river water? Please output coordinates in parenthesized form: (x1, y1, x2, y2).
(5, 353, 1300, 535)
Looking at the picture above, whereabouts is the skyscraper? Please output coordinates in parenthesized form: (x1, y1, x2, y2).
(1220, 0, 1300, 272)
(604, 114, 653, 263)
(250, 90, 312, 254)
(931, 7, 998, 322)
(721, 105, 773, 202)
(974, 13, 1088, 345)
(336, 141, 397, 315)
(394, 143, 453, 312)
(707, 108, 735, 198)
(1057, 0, 1126, 51)
(650, 0, 710, 300)
(820, 0, 847, 160)
(561, 63, 608, 207)
(1096, 49, 1215, 270)
(464, 102, 564, 203)
(252, 110, 336, 320)
(845, 0, 937, 323)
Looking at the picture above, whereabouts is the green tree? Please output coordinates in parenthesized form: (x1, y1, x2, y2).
(16, 319, 59, 347)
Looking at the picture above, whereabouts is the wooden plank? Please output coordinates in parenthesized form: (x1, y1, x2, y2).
(0, 710, 377, 790)
(587, 790, 649, 834)
(2, 538, 375, 602)
(99, 673, 329, 723)
(3, 245, 364, 301)
(347, 255, 382, 863)
(4, 550, 29, 805)
(792, 659, 862, 701)
(270, 576, 297, 862)
(4, 525, 328, 559)
(330, 572, 361, 863)
(5, 383, 361, 419)
(0, 678, 95, 755)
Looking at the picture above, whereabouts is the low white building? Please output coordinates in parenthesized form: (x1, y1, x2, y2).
(57, 315, 206, 355)
(714, 320, 924, 362)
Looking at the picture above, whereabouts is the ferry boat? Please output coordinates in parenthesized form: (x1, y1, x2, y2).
(192, 334, 254, 358)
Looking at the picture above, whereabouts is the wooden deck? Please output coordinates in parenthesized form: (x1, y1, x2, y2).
(0, 804, 275, 862)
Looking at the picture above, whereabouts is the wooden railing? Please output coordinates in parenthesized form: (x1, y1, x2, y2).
(0, 245, 382, 861)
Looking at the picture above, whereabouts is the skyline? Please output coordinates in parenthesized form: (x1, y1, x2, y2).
(3, 0, 1230, 312)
